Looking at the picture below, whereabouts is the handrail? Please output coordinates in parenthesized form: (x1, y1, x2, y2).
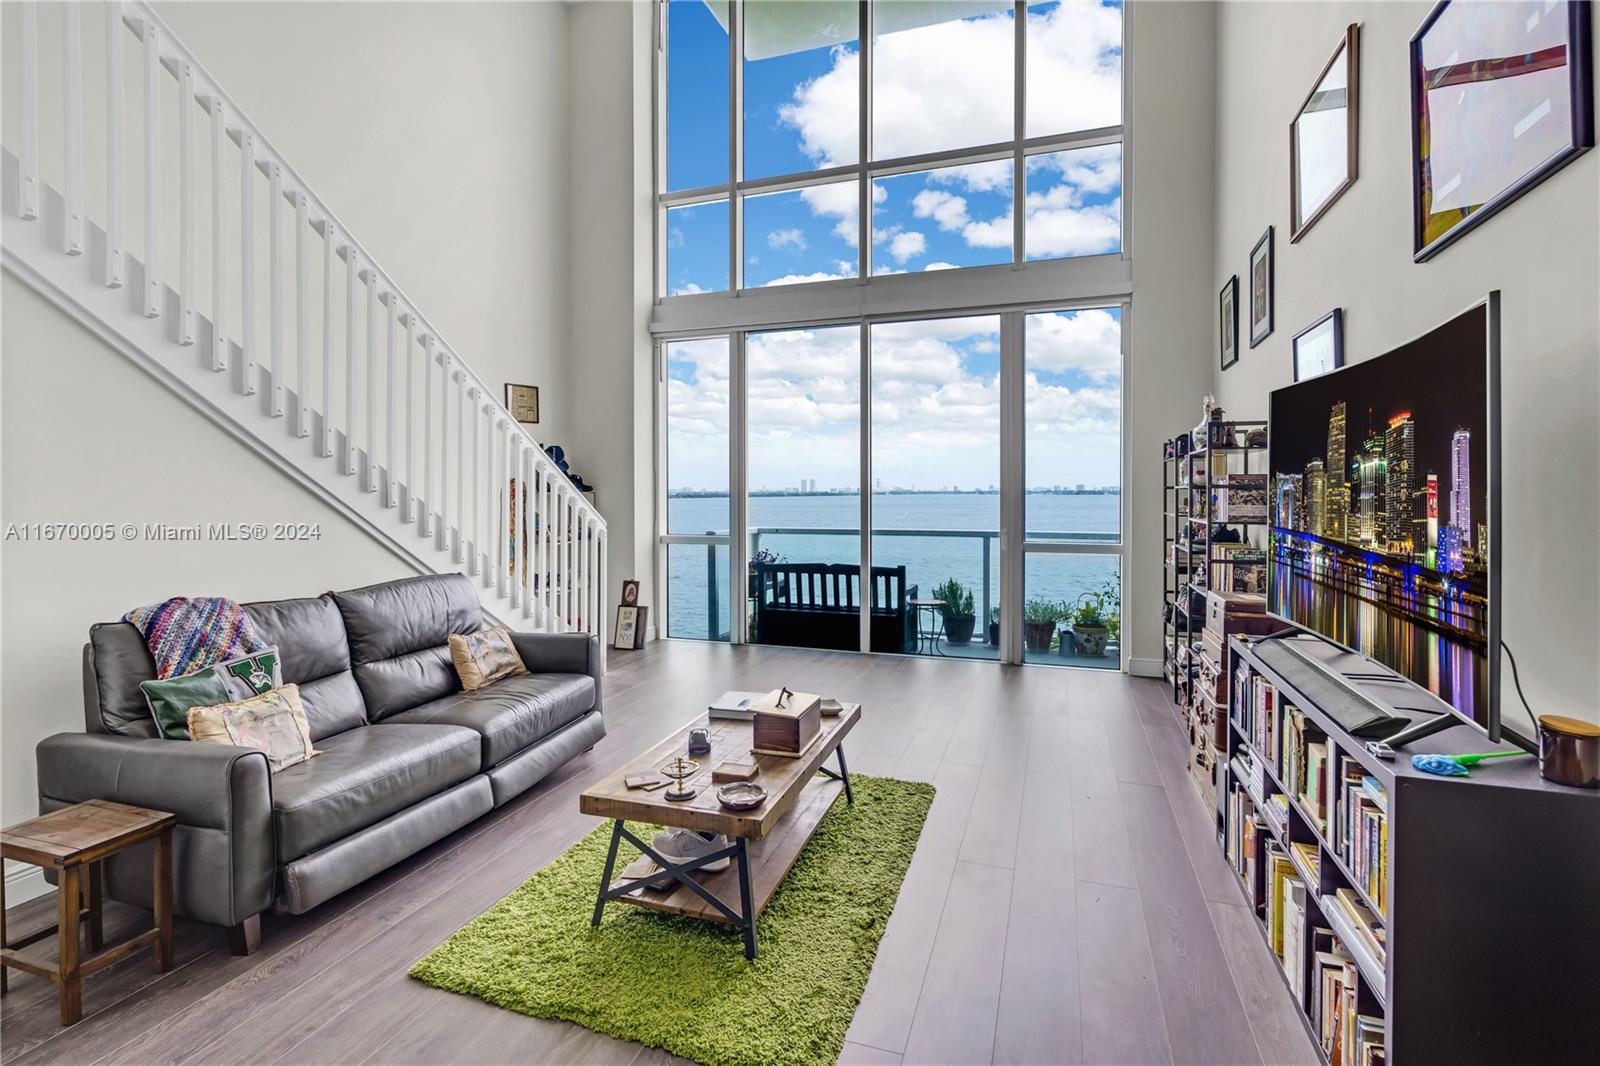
(122, 1, 602, 536)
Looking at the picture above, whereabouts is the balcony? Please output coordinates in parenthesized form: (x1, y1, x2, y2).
(668, 526, 1120, 668)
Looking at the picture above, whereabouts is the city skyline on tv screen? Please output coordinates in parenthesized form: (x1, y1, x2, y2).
(1268, 302, 1489, 723)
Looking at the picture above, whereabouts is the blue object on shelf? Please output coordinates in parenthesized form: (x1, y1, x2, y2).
(1413, 753, 1470, 777)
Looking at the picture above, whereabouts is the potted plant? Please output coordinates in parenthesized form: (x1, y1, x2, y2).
(987, 605, 1000, 647)
(932, 578, 976, 645)
(748, 548, 784, 598)
(1070, 591, 1113, 657)
(1023, 597, 1060, 653)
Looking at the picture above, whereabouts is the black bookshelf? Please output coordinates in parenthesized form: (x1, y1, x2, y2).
(1219, 633, 1600, 1066)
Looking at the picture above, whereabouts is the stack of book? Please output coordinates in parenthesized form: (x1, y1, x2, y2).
(1279, 705, 1329, 830)
(1225, 772, 1263, 905)
(1265, 851, 1309, 1000)
(1343, 775, 1388, 914)
(1310, 929, 1386, 1066)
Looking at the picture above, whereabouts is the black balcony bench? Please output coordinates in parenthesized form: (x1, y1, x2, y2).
(751, 562, 916, 654)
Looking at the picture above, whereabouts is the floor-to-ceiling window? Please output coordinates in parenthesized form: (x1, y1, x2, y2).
(653, 0, 1127, 666)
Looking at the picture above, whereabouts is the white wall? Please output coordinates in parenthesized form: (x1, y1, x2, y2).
(564, 0, 657, 622)
(1, 1, 580, 900)
(1210, 1, 1600, 727)
(1126, 0, 1218, 673)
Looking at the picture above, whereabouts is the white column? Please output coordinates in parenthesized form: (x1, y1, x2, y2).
(238, 129, 256, 392)
(18, 1, 39, 221)
(294, 192, 310, 436)
(207, 98, 225, 367)
(141, 18, 160, 316)
(105, 2, 126, 286)
(267, 163, 284, 413)
(63, 2, 85, 255)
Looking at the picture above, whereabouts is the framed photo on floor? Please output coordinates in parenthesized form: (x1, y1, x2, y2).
(621, 579, 640, 607)
(1291, 24, 1361, 241)
(1248, 226, 1274, 347)
(1219, 275, 1240, 370)
(1292, 309, 1344, 381)
(614, 606, 639, 650)
(1410, 0, 1595, 261)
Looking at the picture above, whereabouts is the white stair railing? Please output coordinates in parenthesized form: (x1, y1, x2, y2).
(2, 0, 606, 642)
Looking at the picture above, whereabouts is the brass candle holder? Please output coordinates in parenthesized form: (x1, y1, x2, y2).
(660, 756, 700, 802)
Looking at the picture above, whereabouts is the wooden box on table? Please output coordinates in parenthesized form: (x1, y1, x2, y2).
(750, 690, 822, 757)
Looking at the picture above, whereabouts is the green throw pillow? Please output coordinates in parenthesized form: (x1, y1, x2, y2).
(141, 647, 283, 740)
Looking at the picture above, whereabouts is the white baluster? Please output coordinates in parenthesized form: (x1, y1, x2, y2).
(176, 62, 194, 338)
(595, 528, 604, 653)
(363, 267, 377, 493)
(342, 245, 357, 475)
(533, 467, 546, 626)
(521, 447, 535, 621)
(509, 438, 521, 609)
(63, 2, 84, 254)
(18, 1, 39, 221)
(267, 163, 284, 413)
(556, 487, 567, 632)
(421, 337, 436, 538)
(319, 220, 335, 456)
(105, 1, 125, 286)
(454, 371, 467, 563)
(500, 424, 512, 602)
(207, 97, 224, 366)
(141, 18, 160, 316)
(403, 312, 416, 520)
(437, 353, 452, 552)
(384, 292, 397, 507)
(294, 192, 309, 436)
(469, 389, 482, 577)
(238, 128, 256, 391)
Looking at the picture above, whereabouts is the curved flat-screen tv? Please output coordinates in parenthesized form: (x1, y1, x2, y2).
(1267, 294, 1509, 742)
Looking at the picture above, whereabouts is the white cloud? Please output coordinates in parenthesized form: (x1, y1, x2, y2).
(798, 181, 882, 247)
(768, 228, 808, 251)
(923, 261, 959, 271)
(780, 5, 1120, 166)
(760, 269, 853, 287)
(672, 281, 708, 296)
(1026, 309, 1122, 383)
(888, 231, 927, 262)
(912, 188, 969, 232)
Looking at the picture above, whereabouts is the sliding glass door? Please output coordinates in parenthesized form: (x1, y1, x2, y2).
(662, 337, 732, 641)
(871, 316, 1002, 659)
(659, 303, 1125, 667)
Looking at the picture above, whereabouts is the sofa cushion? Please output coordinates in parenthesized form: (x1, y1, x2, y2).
(245, 595, 365, 738)
(270, 723, 480, 861)
(332, 574, 480, 720)
(384, 674, 597, 768)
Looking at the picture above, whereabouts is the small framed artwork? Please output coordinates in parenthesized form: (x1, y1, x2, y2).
(1292, 309, 1345, 381)
(504, 383, 540, 425)
(1410, 0, 1594, 261)
(1248, 226, 1274, 347)
(1291, 24, 1361, 242)
(621, 579, 640, 607)
(614, 606, 638, 650)
(1219, 275, 1239, 370)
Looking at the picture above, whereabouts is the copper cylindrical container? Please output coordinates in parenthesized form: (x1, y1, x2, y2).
(1537, 715, 1600, 789)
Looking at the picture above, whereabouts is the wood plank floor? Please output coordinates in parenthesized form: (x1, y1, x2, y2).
(0, 641, 1318, 1065)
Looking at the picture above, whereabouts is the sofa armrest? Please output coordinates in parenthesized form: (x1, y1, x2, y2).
(511, 632, 603, 716)
(36, 733, 274, 927)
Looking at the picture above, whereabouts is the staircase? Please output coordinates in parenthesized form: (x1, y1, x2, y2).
(1, 1, 607, 645)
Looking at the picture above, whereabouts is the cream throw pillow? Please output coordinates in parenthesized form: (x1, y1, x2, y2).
(187, 684, 318, 772)
(449, 626, 528, 691)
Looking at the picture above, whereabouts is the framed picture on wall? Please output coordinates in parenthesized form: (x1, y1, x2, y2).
(1291, 24, 1361, 241)
(1248, 226, 1274, 347)
(1292, 309, 1345, 381)
(1219, 275, 1240, 370)
(1410, 0, 1595, 261)
(505, 383, 540, 425)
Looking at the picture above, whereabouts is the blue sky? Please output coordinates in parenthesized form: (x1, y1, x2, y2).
(665, 0, 1125, 295)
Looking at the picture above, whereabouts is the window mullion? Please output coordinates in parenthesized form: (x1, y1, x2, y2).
(730, 0, 743, 293)
(1013, 1, 1026, 268)
(858, 0, 872, 281)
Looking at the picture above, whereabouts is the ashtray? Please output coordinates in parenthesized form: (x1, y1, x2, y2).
(819, 697, 843, 716)
(717, 782, 768, 810)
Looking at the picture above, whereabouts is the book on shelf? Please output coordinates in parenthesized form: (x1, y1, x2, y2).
(1333, 887, 1387, 966)
(1290, 840, 1320, 884)
(1265, 843, 1294, 955)
(1282, 876, 1309, 1003)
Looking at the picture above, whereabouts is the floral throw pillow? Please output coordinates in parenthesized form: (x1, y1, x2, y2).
(187, 685, 318, 772)
(448, 626, 528, 692)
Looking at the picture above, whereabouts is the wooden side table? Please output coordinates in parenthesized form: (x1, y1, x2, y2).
(1, 799, 176, 1025)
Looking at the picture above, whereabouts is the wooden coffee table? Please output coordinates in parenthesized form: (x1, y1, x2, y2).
(579, 702, 860, 959)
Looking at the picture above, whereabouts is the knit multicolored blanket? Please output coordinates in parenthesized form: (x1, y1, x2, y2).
(123, 596, 268, 679)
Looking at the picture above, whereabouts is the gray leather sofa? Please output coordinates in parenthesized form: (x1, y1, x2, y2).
(35, 573, 604, 954)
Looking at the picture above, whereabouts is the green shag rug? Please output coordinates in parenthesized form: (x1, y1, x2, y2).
(410, 775, 934, 1066)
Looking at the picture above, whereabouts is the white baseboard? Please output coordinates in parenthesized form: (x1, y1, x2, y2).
(5, 863, 51, 905)
(1128, 657, 1163, 678)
